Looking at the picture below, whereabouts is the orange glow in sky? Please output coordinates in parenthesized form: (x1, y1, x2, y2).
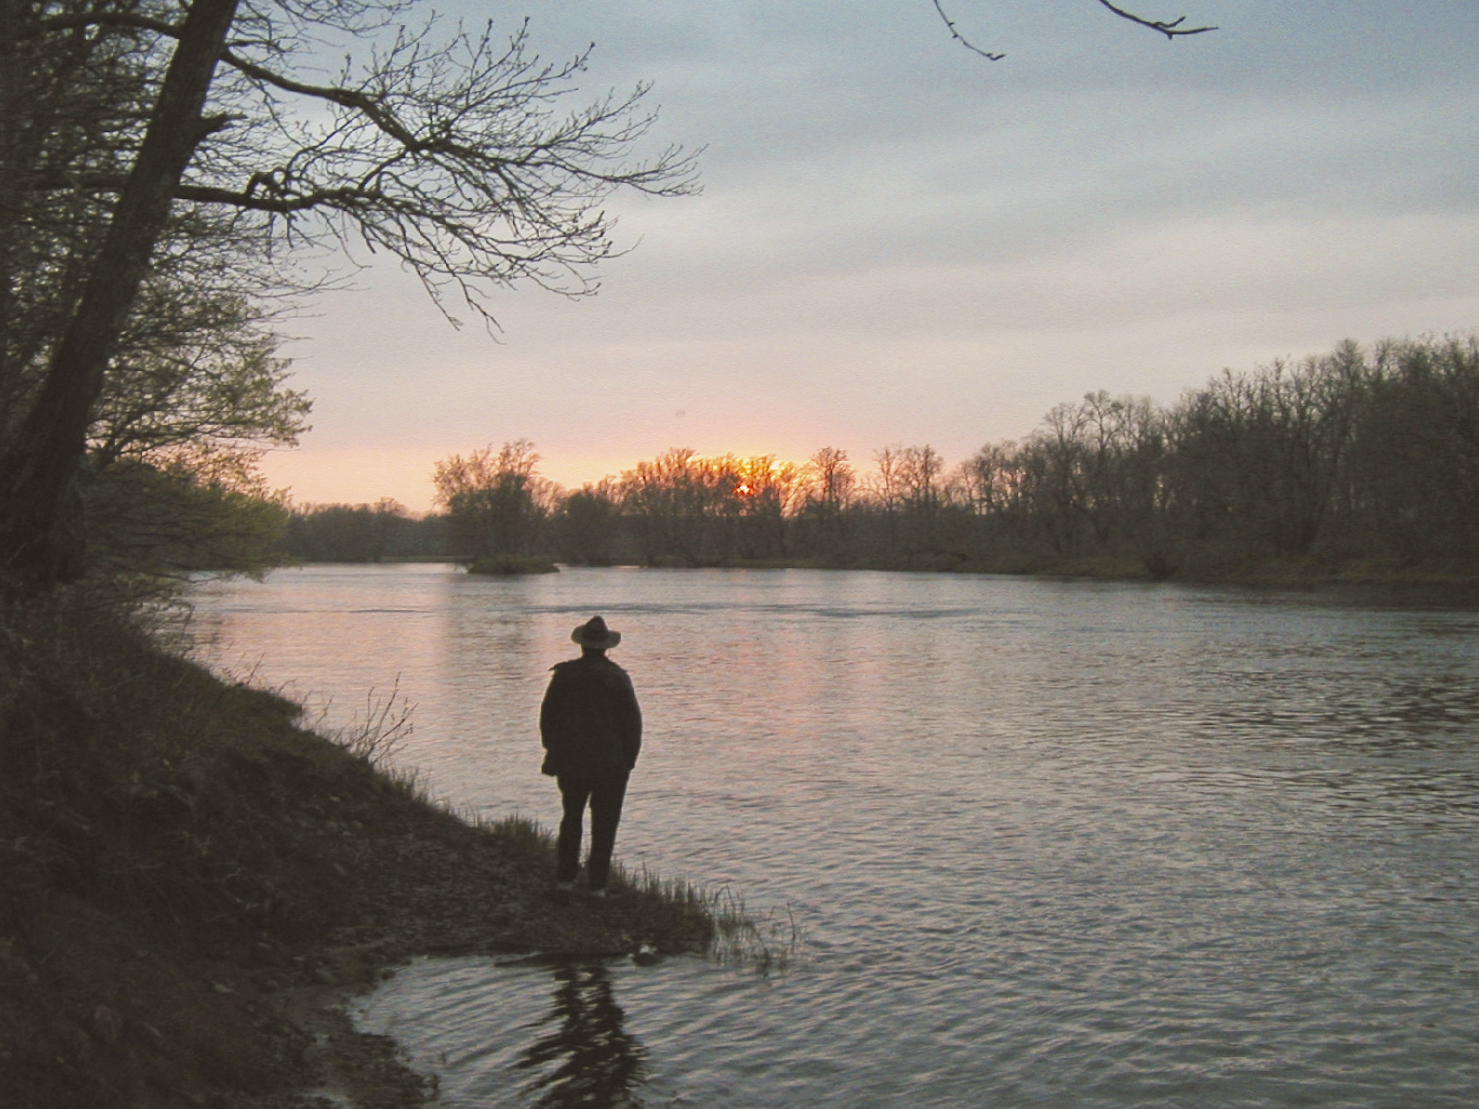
(258, 445, 818, 514)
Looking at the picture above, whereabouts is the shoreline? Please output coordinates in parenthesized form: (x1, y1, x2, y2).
(0, 606, 718, 1109)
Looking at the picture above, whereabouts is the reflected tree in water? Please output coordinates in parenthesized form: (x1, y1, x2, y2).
(516, 963, 648, 1108)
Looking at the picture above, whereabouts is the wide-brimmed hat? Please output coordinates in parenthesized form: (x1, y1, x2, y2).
(571, 615, 621, 649)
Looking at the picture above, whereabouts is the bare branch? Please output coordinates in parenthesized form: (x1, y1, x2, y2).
(221, 51, 424, 148)
(1094, 0, 1218, 39)
(172, 183, 372, 212)
(936, 0, 1218, 59)
(31, 11, 183, 39)
(931, 0, 1004, 61)
(186, 22, 699, 323)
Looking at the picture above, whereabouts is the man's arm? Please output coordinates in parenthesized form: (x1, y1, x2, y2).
(613, 669, 642, 768)
(539, 665, 572, 748)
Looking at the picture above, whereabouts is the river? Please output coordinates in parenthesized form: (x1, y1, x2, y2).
(189, 564, 1479, 1108)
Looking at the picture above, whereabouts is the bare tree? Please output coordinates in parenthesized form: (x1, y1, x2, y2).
(869, 446, 906, 515)
(898, 445, 947, 515)
(0, 0, 695, 593)
(959, 442, 1021, 518)
(804, 447, 856, 517)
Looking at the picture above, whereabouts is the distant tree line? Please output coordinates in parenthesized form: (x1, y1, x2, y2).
(286, 335, 1479, 580)
(274, 500, 449, 564)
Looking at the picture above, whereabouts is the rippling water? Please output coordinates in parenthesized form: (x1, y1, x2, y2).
(190, 565, 1479, 1107)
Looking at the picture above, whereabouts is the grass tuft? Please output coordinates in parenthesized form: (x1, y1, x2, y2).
(701, 885, 800, 973)
(319, 676, 415, 767)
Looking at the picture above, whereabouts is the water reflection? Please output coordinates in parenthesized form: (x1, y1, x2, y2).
(515, 963, 648, 1109)
(196, 568, 1479, 1108)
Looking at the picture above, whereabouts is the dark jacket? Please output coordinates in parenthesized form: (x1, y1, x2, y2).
(539, 653, 642, 778)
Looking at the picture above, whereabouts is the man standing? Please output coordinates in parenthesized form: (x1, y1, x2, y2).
(539, 615, 642, 896)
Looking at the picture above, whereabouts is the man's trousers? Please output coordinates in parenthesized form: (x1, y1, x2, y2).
(555, 773, 630, 890)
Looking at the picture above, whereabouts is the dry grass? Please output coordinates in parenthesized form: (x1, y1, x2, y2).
(318, 677, 416, 767)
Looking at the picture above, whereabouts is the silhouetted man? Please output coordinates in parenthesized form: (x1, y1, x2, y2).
(540, 616, 642, 896)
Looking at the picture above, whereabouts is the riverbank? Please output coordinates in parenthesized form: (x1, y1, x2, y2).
(0, 600, 717, 1109)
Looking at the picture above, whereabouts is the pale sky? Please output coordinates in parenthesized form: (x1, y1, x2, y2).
(257, 0, 1479, 512)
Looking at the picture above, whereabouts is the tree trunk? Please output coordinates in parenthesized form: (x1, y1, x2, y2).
(0, 0, 240, 593)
